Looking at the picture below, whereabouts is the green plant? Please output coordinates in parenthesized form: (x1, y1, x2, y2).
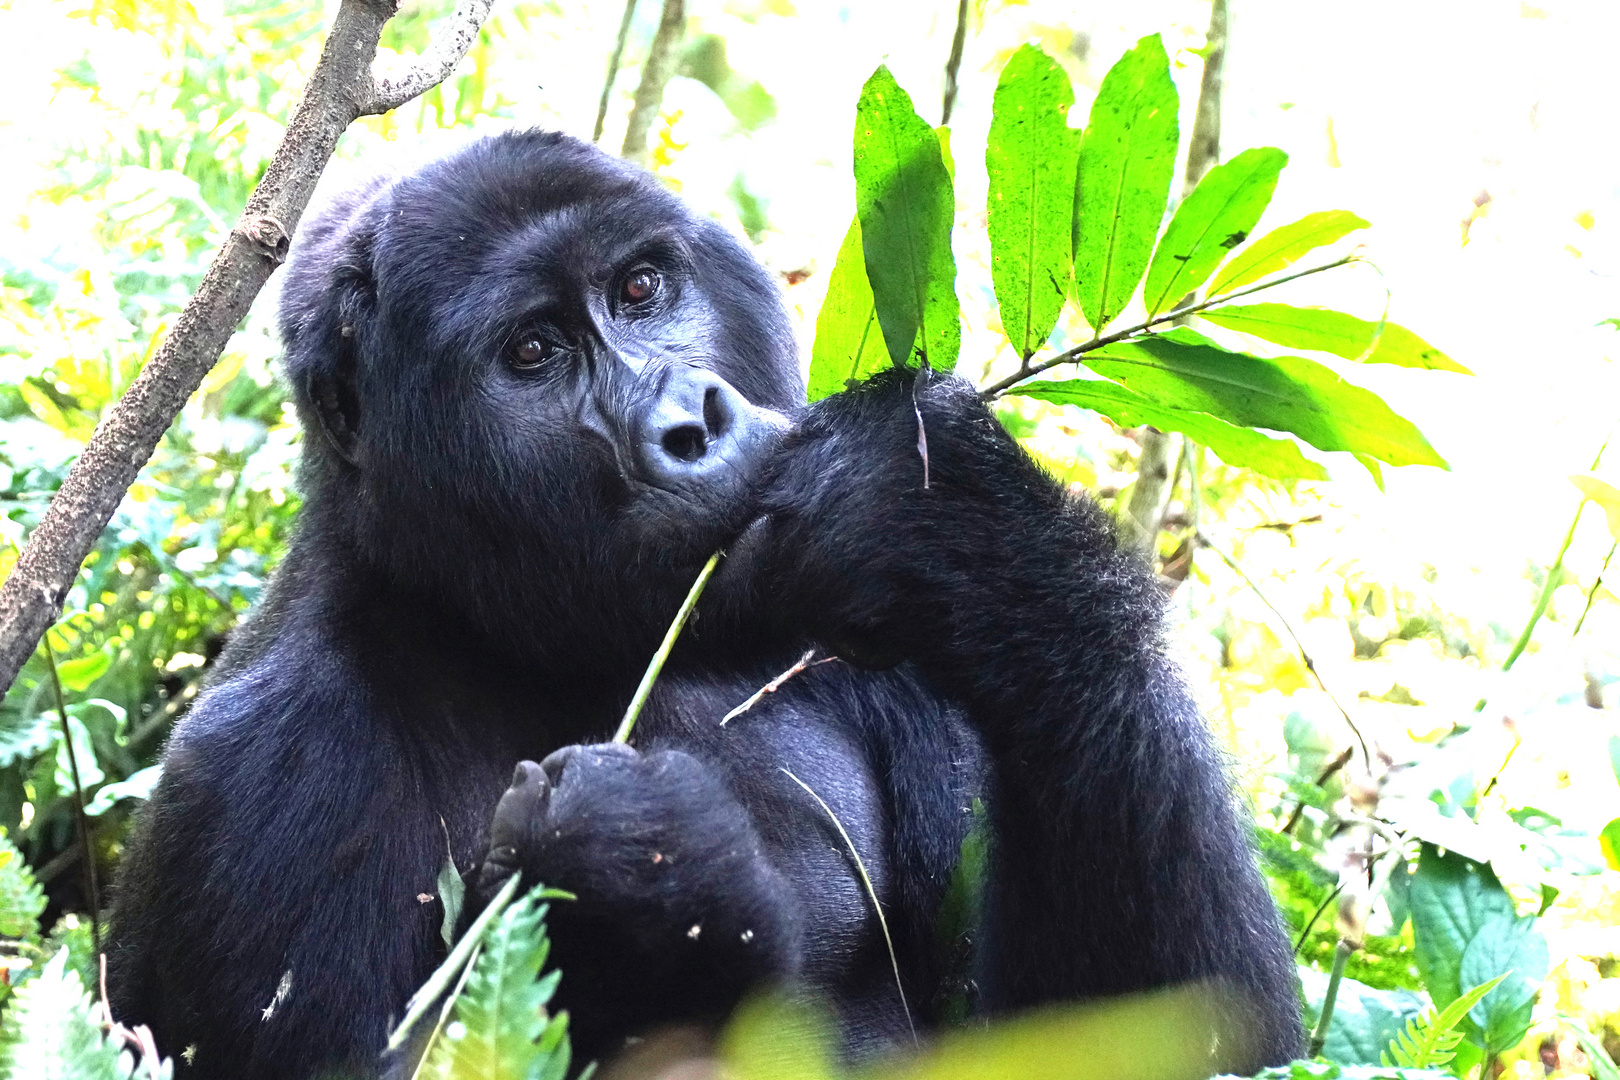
(1382, 973, 1505, 1071)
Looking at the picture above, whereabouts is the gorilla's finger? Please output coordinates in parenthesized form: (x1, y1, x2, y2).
(486, 760, 550, 862)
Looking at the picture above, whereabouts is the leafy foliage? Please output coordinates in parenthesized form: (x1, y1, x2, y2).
(0, 949, 171, 1079)
(1382, 974, 1506, 1070)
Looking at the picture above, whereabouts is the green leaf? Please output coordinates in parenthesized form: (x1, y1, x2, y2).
(438, 853, 466, 952)
(1200, 303, 1471, 373)
(1081, 327, 1448, 468)
(1142, 147, 1288, 317)
(1208, 210, 1369, 296)
(52, 651, 109, 694)
(807, 217, 886, 401)
(1382, 973, 1507, 1070)
(0, 949, 128, 1080)
(1570, 474, 1620, 542)
(1408, 846, 1518, 1015)
(1298, 967, 1425, 1067)
(853, 65, 960, 370)
(0, 834, 45, 940)
(1071, 33, 1179, 334)
(1561, 1015, 1620, 1080)
(426, 886, 568, 1080)
(1458, 916, 1547, 1057)
(1016, 378, 1327, 480)
(986, 44, 1079, 360)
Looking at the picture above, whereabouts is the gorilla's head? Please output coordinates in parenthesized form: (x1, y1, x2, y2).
(276, 131, 802, 660)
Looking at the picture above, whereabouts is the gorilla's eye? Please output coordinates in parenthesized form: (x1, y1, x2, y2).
(621, 267, 661, 306)
(507, 333, 554, 370)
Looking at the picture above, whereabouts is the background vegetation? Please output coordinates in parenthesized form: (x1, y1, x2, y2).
(0, 1, 1617, 1078)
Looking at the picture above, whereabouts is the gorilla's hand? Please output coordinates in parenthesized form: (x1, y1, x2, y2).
(742, 367, 1095, 669)
(471, 744, 800, 1054)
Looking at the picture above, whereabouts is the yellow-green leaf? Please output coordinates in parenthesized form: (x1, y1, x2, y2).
(1571, 474, 1620, 541)
(1082, 327, 1448, 468)
(986, 44, 1079, 361)
(854, 66, 960, 370)
(1142, 147, 1288, 317)
(1201, 303, 1471, 373)
(1071, 34, 1179, 335)
(1207, 209, 1368, 296)
(807, 218, 887, 401)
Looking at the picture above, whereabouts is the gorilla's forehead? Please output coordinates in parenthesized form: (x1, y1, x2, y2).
(373, 132, 697, 308)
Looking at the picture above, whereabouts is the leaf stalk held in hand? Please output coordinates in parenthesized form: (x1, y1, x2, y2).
(614, 550, 723, 744)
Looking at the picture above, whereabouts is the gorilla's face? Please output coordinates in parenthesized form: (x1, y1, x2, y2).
(279, 133, 803, 643)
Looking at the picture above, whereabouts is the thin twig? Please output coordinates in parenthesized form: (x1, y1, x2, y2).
(614, 551, 722, 744)
(592, 0, 639, 143)
(42, 634, 100, 949)
(979, 255, 1358, 400)
(940, 0, 969, 126)
(386, 872, 521, 1052)
(621, 0, 686, 165)
(369, 0, 496, 113)
(409, 942, 482, 1080)
(780, 768, 916, 1045)
(721, 650, 838, 725)
(1293, 881, 1345, 954)
(1196, 530, 1370, 767)
(1573, 539, 1616, 637)
(1281, 745, 1354, 836)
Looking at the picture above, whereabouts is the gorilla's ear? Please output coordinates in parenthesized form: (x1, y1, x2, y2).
(279, 183, 384, 470)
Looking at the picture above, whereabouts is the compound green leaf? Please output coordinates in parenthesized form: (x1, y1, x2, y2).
(1207, 209, 1369, 296)
(1082, 327, 1447, 468)
(0, 950, 129, 1079)
(1142, 147, 1288, 317)
(807, 217, 887, 401)
(1071, 33, 1179, 334)
(1016, 378, 1327, 480)
(854, 66, 960, 370)
(986, 44, 1079, 360)
(1201, 303, 1471, 373)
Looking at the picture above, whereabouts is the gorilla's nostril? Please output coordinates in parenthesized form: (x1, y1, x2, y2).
(702, 385, 729, 439)
(662, 424, 708, 462)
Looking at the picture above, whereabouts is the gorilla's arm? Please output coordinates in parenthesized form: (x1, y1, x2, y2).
(752, 371, 1304, 1067)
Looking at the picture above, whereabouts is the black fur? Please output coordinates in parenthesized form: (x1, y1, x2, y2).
(106, 130, 1302, 1079)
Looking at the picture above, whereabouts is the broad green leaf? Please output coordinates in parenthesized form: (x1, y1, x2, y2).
(1071, 33, 1179, 334)
(52, 651, 109, 694)
(1599, 818, 1620, 872)
(1081, 327, 1448, 468)
(0, 950, 128, 1080)
(1208, 210, 1369, 296)
(807, 218, 887, 402)
(1409, 846, 1518, 1012)
(853, 66, 960, 370)
(1459, 915, 1548, 1056)
(1570, 474, 1620, 541)
(1142, 147, 1288, 317)
(986, 44, 1079, 360)
(1016, 378, 1327, 480)
(425, 886, 568, 1080)
(1200, 303, 1472, 373)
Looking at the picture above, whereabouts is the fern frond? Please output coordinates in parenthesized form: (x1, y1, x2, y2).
(425, 886, 569, 1080)
(0, 949, 126, 1080)
(1382, 973, 1508, 1070)
(0, 835, 46, 940)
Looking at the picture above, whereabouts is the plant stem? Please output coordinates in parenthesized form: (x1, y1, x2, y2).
(1501, 431, 1612, 670)
(592, 0, 638, 144)
(613, 551, 722, 744)
(940, 0, 969, 126)
(1308, 938, 1355, 1058)
(42, 634, 101, 950)
(979, 255, 1357, 399)
(386, 872, 521, 1052)
(1573, 539, 1616, 637)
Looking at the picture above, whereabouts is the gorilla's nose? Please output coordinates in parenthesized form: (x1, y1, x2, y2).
(635, 365, 785, 492)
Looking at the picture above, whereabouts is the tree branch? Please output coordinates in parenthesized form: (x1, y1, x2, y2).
(593, 0, 640, 144)
(979, 254, 1357, 400)
(940, 0, 969, 126)
(0, 0, 494, 697)
(621, 0, 686, 166)
(368, 0, 496, 114)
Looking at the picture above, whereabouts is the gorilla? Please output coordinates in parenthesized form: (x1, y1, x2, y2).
(106, 130, 1303, 1079)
